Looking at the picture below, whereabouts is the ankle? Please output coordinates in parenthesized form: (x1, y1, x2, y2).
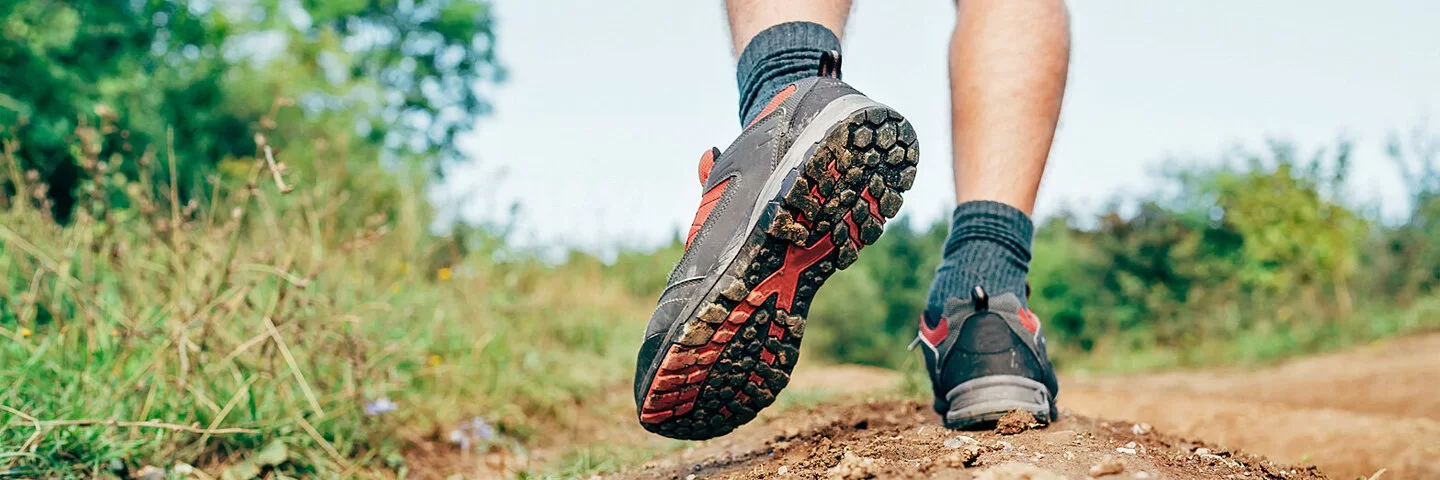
(735, 21, 841, 126)
(926, 200, 1033, 311)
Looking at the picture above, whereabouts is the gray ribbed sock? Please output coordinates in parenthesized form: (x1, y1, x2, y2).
(735, 21, 841, 126)
(926, 201, 1034, 313)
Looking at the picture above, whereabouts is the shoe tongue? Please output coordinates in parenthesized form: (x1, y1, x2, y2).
(697, 147, 719, 186)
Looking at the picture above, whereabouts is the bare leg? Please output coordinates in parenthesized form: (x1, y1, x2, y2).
(726, 0, 853, 55)
(950, 0, 1071, 214)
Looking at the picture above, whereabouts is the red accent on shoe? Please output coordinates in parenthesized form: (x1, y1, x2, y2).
(712, 323, 737, 343)
(697, 147, 719, 186)
(760, 349, 776, 365)
(919, 315, 950, 348)
(747, 84, 797, 128)
(1018, 307, 1041, 334)
(686, 178, 730, 248)
(649, 391, 683, 410)
(641, 410, 674, 423)
(860, 188, 885, 225)
(767, 322, 787, 339)
(743, 235, 835, 311)
(695, 343, 724, 365)
(652, 372, 688, 391)
(843, 213, 863, 246)
(660, 347, 697, 370)
(686, 370, 708, 384)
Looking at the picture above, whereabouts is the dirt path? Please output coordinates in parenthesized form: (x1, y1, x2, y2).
(612, 333, 1439, 479)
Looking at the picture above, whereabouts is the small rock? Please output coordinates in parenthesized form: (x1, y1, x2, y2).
(778, 465, 789, 475)
(1131, 423, 1152, 435)
(133, 466, 165, 480)
(1195, 447, 1211, 456)
(941, 446, 985, 468)
(995, 441, 1016, 452)
(1116, 447, 1137, 455)
(829, 451, 880, 480)
(944, 438, 965, 449)
(995, 409, 1038, 435)
(1136, 471, 1154, 479)
(686, 475, 697, 480)
(1088, 456, 1126, 477)
(1062, 451, 1076, 461)
(1124, 441, 1137, 449)
(973, 462, 1066, 480)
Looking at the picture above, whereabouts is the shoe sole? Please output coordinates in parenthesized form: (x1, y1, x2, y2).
(638, 106, 919, 440)
(942, 375, 1056, 430)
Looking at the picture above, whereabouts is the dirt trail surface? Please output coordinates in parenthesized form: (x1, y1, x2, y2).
(626, 401, 1325, 479)
(612, 333, 1440, 479)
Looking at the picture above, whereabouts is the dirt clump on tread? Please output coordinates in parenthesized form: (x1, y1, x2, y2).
(995, 409, 1038, 436)
(618, 400, 1326, 479)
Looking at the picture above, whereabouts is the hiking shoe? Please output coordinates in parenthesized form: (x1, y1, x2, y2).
(634, 56, 920, 441)
(913, 286, 1060, 429)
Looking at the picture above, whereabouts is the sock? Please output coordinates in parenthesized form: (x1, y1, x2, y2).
(735, 21, 841, 126)
(926, 200, 1035, 315)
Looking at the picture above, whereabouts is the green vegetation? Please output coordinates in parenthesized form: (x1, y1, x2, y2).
(0, 133, 651, 477)
(1, 0, 502, 221)
(803, 137, 1440, 371)
(4, 0, 1439, 477)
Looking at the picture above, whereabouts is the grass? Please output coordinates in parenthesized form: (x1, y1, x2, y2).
(1046, 295, 1440, 374)
(0, 136, 653, 477)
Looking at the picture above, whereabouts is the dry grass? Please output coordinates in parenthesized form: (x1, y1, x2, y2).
(0, 125, 654, 477)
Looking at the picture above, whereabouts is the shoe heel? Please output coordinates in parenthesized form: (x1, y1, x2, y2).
(942, 374, 1054, 430)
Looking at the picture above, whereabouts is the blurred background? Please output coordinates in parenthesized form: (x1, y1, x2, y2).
(1, 0, 1436, 478)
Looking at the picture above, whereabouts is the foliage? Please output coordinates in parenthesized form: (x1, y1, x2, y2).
(0, 134, 649, 477)
(0, 0, 502, 219)
(794, 137, 1440, 370)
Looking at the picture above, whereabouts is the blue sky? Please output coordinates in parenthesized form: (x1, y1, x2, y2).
(438, 0, 1439, 251)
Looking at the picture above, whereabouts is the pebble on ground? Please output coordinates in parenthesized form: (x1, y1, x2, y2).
(995, 409, 1039, 435)
(972, 462, 1066, 480)
(1089, 455, 1126, 477)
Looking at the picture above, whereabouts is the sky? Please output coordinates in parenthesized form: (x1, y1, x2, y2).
(438, 0, 1440, 252)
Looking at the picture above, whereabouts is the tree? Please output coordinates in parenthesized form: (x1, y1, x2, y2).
(0, 0, 502, 219)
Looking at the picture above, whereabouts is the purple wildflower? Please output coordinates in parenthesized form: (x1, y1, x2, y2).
(364, 397, 398, 416)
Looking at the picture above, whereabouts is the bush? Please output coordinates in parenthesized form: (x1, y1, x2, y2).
(0, 133, 651, 476)
(802, 138, 1440, 370)
(0, 0, 503, 219)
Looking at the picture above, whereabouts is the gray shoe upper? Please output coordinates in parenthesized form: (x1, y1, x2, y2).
(642, 76, 862, 342)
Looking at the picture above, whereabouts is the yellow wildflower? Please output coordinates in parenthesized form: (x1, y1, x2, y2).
(437, 267, 452, 281)
(399, 262, 411, 275)
(19, 327, 31, 338)
(428, 355, 442, 367)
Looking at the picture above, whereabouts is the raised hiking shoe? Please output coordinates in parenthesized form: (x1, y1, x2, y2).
(913, 286, 1060, 430)
(634, 64, 919, 441)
